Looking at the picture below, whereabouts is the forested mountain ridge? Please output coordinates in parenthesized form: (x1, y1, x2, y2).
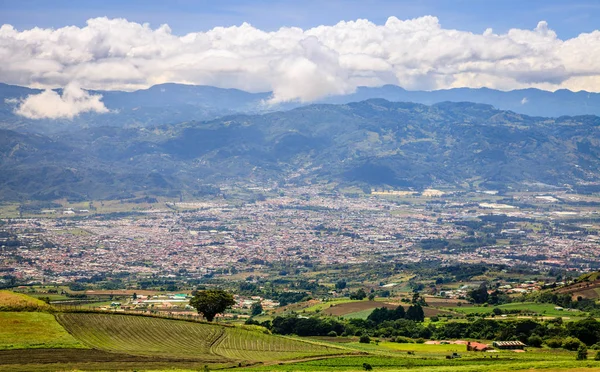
(1, 99, 600, 201)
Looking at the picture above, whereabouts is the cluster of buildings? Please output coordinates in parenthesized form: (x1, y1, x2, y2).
(1, 186, 599, 284)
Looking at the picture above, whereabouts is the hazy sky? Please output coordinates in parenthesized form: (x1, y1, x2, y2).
(2, 0, 600, 119)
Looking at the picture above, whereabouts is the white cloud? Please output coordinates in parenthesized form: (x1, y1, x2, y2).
(14, 83, 109, 119)
(1, 16, 600, 103)
(521, 97, 529, 105)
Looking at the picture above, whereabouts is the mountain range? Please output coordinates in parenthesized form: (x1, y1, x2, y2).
(1, 98, 599, 201)
(2, 83, 600, 134)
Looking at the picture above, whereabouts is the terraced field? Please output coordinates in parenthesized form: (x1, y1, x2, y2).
(57, 313, 346, 363)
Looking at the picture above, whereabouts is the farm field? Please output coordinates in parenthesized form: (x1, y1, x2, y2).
(57, 313, 348, 363)
(0, 312, 86, 350)
(554, 278, 600, 300)
(424, 297, 473, 308)
(302, 299, 364, 313)
(246, 357, 600, 372)
(323, 300, 451, 319)
(245, 344, 598, 372)
(0, 290, 53, 311)
(341, 308, 378, 319)
(323, 300, 397, 316)
(446, 302, 587, 317)
(0, 348, 234, 372)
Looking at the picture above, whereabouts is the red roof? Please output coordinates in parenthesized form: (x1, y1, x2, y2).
(467, 342, 490, 351)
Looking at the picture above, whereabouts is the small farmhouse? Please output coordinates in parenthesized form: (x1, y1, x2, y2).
(492, 341, 526, 350)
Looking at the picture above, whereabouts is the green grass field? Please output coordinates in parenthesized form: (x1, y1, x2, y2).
(57, 313, 347, 363)
(447, 302, 587, 317)
(0, 290, 53, 312)
(0, 312, 86, 350)
(341, 308, 375, 319)
(246, 356, 600, 371)
(302, 299, 362, 313)
(245, 342, 594, 371)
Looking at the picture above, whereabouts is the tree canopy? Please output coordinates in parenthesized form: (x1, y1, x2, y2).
(189, 289, 235, 322)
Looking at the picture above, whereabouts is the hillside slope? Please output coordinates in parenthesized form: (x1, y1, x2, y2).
(57, 313, 346, 362)
(2, 100, 600, 200)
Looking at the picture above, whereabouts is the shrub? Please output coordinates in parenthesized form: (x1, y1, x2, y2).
(576, 345, 588, 360)
(327, 331, 338, 337)
(415, 338, 425, 344)
(363, 363, 373, 371)
(359, 335, 371, 344)
(591, 343, 600, 350)
(527, 335, 543, 348)
(394, 336, 413, 343)
(595, 351, 600, 361)
(430, 316, 439, 322)
(563, 337, 584, 351)
(545, 338, 564, 348)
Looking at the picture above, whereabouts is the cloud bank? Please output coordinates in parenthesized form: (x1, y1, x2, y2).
(1, 16, 600, 105)
(14, 83, 109, 119)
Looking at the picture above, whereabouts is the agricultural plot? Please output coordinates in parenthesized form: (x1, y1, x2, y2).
(302, 299, 363, 313)
(246, 344, 592, 371)
(0, 290, 53, 312)
(326, 301, 450, 319)
(447, 302, 586, 317)
(213, 327, 346, 361)
(0, 312, 86, 350)
(323, 301, 397, 316)
(57, 313, 229, 362)
(247, 356, 600, 372)
(57, 313, 346, 363)
(341, 308, 378, 320)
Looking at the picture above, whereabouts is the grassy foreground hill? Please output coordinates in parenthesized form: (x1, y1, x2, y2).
(0, 290, 352, 371)
(56, 313, 346, 363)
(2, 291, 600, 371)
(0, 290, 53, 312)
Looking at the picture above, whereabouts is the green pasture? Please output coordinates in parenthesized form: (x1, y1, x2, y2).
(447, 302, 587, 317)
(0, 312, 86, 350)
(245, 346, 592, 371)
(341, 309, 375, 320)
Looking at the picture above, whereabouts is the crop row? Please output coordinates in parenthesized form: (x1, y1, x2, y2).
(57, 313, 344, 363)
(213, 328, 344, 361)
(57, 313, 226, 361)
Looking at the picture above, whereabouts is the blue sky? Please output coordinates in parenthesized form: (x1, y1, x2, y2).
(2, 0, 600, 105)
(1, 0, 599, 39)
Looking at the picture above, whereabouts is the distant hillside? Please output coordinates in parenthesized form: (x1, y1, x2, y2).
(1, 99, 600, 201)
(322, 85, 600, 118)
(553, 274, 600, 300)
(2, 82, 600, 134)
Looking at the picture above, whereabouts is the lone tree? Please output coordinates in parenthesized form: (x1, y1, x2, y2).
(468, 283, 489, 304)
(251, 302, 263, 317)
(190, 289, 235, 322)
(350, 288, 367, 300)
